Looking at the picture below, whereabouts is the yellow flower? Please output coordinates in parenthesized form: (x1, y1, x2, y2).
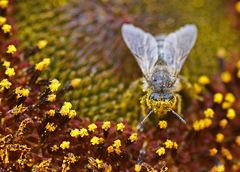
(0, 79, 11, 91)
(237, 69, 240, 79)
(90, 136, 101, 145)
(204, 108, 214, 118)
(211, 164, 225, 172)
(45, 122, 57, 132)
(198, 75, 210, 85)
(128, 133, 138, 142)
(219, 119, 228, 128)
(216, 48, 226, 58)
(15, 87, 30, 98)
(0, 0, 8, 9)
(60, 141, 70, 150)
(2, 60, 10, 68)
(49, 79, 61, 92)
(116, 122, 125, 132)
(0, 16, 6, 25)
(221, 71, 231, 83)
(95, 159, 103, 169)
(71, 78, 81, 88)
(236, 1, 240, 13)
(79, 128, 89, 138)
(221, 147, 232, 160)
(225, 93, 235, 103)
(35, 58, 51, 71)
(70, 129, 80, 138)
(107, 146, 114, 154)
(209, 148, 218, 156)
(235, 136, 240, 146)
(47, 109, 55, 117)
(2, 23, 11, 33)
(193, 83, 202, 94)
(113, 139, 121, 148)
(134, 164, 142, 172)
(216, 133, 224, 143)
(164, 139, 174, 149)
(213, 93, 223, 104)
(6, 45, 16, 54)
(69, 110, 77, 118)
(37, 40, 48, 49)
(5, 67, 15, 76)
(156, 147, 166, 156)
(222, 102, 232, 109)
(88, 123, 97, 132)
(102, 121, 111, 131)
(47, 94, 56, 102)
(226, 108, 236, 120)
(60, 102, 72, 116)
(158, 120, 167, 129)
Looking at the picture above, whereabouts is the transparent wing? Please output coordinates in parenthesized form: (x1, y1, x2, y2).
(121, 24, 158, 78)
(162, 24, 197, 74)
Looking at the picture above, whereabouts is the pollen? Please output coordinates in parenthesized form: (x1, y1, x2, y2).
(209, 148, 218, 156)
(216, 133, 224, 143)
(71, 78, 81, 88)
(221, 71, 231, 83)
(2, 24, 11, 33)
(6, 45, 16, 54)
(164, 139, 174, 149)
(35, 58, 51, 71)
(134, 164, 142, 172)
(79, 128, 89, 138)
(47, 109, 55, 117)
(0, 79, 11, 91)
(60, 102, 72, 116)
(45, 122, 57, 132)
(156, 147, 166, 156)
(224, 93, 235, 103)
(116, 122, 125, 132)
(60, 141, 70, 150)
(204, 108, 214, 118)
(0, 16, 6, 25)
(70, 129, 80, 138)
(95, 159, 103, 169)
(107, 146, 114, 154)
(128, 133, 138, 142)
(113, 139, 121, 148)
(219, 119, 228, 128)
(5, 67, 15, 77)
(198, 75, 210, 85)
(226, 108, 236, 120)
(213, 93, 223, 104)
(102, 121, 111, 131)
(88, 123, 97, 132)
(193, 118, 212, 131)
(68, 110, 77, 118)
(47, 94, 56, 102)
(90, 136, 103, 145)
(158, 120, 168, 129)
(2, 60, 10, 68)
(15, 87, 30, 98)
(37, 40, 48, 49)
(0, 0, 8, 9)
(49, 79, 61, 92)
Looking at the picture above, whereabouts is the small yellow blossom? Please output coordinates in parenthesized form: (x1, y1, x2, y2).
(35, 58, 51, 71)
(0, 79, 11, 91)
(164, 139, 174, 149)
(134, 164, 142, 172)
(47, 94, 56, 102)
(204, 108, 214, 118)
(222, 102, 232, 109)
(2, 60, 10, 68)
(37, 40, 48, 49)
(216, 133, 224, 143)
(60, 141, 70, 150)
(193, 83, 202, 94)
(60, 102, 72, 116)
(129, 133, 138, 142)
(225, 93, 235, 103)
(235, 136, 240, 146)
(237, 60, 240, 69)
(0, 16, 6, 25)
(221, 71, 231, 83)
(226, 108, 236, 120)
(219, 119, 228, 128)
(211, 164, 225, 172)
(102, 121, 111, 131)
(95, 159, 103, 169)
(236, 1, 240, 13)
(5, 67, 15, 77)
(2, 23, 11, 33)
(113, 139, 121, 148)
(173, 142, 178, 149)
(79, 128, 89, 138)
(45, 122, 57, 132)
(90, 136, 103, 145)
(69, 110, 77, 118)
(49, 79, 61, 92)
(15, 87, 30, 98)
(237, 69, 240, 79)
(158, 120, 167, 129)
(209, 148, 218, 156)
(71, 78, 81, 88)
(217, 48, 226, 58)
(156, 147, 166, 156)
(47, 109, 55, 117)
(213, 93, 223, 104)
(6, 44, 16, 54)
(51, 145, 59, 151)
(107, 146, 114, 154)
(221, 147, 232, 160)
(198, 75, 210, 85)
(0, 0, 8, 9)
(70, 129, 80, 138)
(88, 123, 97, 132)
(193, 118, 212, 131)
(116, 122, 125, 132)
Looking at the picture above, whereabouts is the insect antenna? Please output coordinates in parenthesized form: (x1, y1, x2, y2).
(170, 109, 187, 124)
(136, 141, 148, 164)
(137, 109, 154, 132)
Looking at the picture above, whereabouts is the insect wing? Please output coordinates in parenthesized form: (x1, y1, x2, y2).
(121, 24, 158, 78)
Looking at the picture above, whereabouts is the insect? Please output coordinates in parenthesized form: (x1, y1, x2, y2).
(121, 24, 197, 127)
